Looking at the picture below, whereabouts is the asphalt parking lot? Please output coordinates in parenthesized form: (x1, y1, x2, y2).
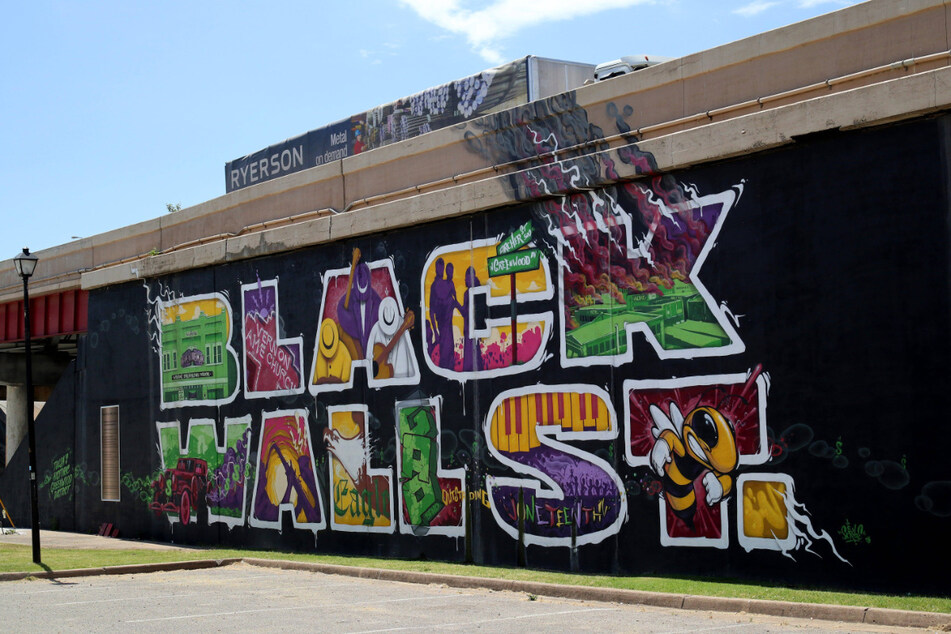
(0, 563, 927, 633)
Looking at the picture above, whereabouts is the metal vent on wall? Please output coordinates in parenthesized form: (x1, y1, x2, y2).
(100, 406, 119, 502)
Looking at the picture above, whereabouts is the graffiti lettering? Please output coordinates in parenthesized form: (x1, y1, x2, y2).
(421, 238, 553, 380)
(242, 278, 304, 397)
(396, 397, 464, 536)
(249, 410, 324, 532)
(485, 385, 627, 547)
(326, 405, 393, 533)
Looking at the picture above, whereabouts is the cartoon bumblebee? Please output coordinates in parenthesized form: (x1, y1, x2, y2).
(649, 402, 738, 528)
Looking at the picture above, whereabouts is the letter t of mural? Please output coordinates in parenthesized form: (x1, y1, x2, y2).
(624, 370, 769, 548)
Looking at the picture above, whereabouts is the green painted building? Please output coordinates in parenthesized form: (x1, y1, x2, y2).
(160, 310, 234, 403)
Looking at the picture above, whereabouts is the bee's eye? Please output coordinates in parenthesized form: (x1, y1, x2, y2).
(694, 410, 719, 447)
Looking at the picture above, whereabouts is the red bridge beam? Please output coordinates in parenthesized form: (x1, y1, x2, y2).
(0, 289, 88, 343)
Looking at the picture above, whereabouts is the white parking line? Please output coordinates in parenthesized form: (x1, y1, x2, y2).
(125, 593, 476, 623)
(349, 607, 621, 633)
(658, 624, 761, 634)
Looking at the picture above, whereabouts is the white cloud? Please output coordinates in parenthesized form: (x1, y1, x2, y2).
(733, 1, 781, 17)
(399, 0, 655, 64)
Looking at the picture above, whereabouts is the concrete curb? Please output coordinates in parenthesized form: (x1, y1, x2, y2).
(0, 558, 240, 583)
(1, 556, 948, 630)
(239, 559, 951, 630)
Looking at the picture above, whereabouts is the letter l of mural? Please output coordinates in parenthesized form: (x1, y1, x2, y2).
(242, 277, 305, 398)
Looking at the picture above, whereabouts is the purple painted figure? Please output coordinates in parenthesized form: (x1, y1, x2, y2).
(429, 258, 461, 369)
(337, 261, 381, 358)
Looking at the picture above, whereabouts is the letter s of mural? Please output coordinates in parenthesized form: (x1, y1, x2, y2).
(485, 385, 626, 546)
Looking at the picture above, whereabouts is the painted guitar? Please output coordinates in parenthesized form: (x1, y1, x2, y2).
(372, 310, 415, 380)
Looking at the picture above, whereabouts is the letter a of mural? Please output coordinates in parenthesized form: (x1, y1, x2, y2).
(310, 248, 419, 393)
(249, 410, 325, 532)
(151, 417, 252, 528)
(155, 291, 240, 408)
(325, 405, 394, 533)
(624, 368, 769, 548)
(242, 277, 304, 398)
(395, 397, 465, 536)
(485, 385, 627, 546)
(421, 237, 553, 380)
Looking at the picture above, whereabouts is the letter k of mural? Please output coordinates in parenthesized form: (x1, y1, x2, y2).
(541, 184, 746, 368)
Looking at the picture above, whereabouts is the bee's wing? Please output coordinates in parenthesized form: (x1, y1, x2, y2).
(649, 402, 685, 438)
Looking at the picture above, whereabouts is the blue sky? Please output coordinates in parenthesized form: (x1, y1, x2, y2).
(0, 0, 857, 263)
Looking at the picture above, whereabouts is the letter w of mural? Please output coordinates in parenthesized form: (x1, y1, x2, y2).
(310, 248, 419, 393)
(485, 385, 627, 546)
(149, 288, 240, 409)
(152, 417, 252, 527)
(242, 277, 304, 398)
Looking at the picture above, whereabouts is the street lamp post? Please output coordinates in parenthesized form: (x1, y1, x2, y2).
(13, 247, 41, 565)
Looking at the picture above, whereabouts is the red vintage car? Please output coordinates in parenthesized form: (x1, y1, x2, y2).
(150, 457, 207, 524)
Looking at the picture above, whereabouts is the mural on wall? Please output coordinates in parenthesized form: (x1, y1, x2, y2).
(484, 385, 627, 546)
(310, 248, 420, 393)
(152, 417, 252, 527)
(325, 405, 394, 533)
(146, 284, 240, 408)
(396, 397, 465, 536)
(463, 92, 745, 367)
(29, 83, 942, 595)
(242, 277, 304, 398)
(625, 369, 846, 560)
(39, 449, 99, 502)
(249, 410, 325, 532)
(549, 187, 743, 366)
(420, 236, 553, 380)
(624, 369, 768, 547)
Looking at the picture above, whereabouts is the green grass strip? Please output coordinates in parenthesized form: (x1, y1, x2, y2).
(2, 543, 948, 614)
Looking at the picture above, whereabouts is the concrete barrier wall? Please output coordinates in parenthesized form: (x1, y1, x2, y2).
(4, 98, 950, 593)
(2, 0, 948, 306)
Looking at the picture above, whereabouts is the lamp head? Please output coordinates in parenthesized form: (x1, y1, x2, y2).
(13, 248, 39, 279)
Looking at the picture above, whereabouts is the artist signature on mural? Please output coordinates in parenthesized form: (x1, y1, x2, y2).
(838, 519, 871, 545)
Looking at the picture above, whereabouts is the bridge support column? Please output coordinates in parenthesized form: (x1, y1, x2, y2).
(5, 384, 27, 466)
